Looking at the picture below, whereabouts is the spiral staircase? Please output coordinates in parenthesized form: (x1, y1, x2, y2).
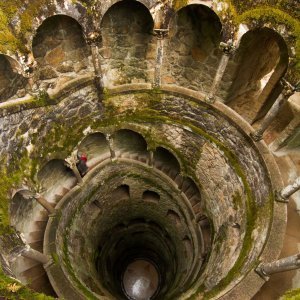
(0, 0, 299, 300)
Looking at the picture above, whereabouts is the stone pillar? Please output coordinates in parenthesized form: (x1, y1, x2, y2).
(148, 150, 154, 167)
(270, 117, 300, 152)
(207, 41, 235, 103)
(250, 79, 299, 141)
(256, 254, 300, 278)
(276, 177, 300, 203)
(65, 156, 83, 184)
(32, 193, 55, 214)
(0, 232, 26, 263)
(21, 246, 50, 265)
(106, 133, 116, 159)
(0, 232, 49, 265)
(153, 28, 169, 88)
(86, 31, 104, 91)
(19, 53, 39, 94)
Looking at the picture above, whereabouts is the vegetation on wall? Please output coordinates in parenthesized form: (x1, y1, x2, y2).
(231, 0, 299, 20)
(0, 267, 54, 299)
(283, 288, 300, 300)
(236, 7, 300, 79)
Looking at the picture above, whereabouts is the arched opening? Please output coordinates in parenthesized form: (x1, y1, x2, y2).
(32, 15, 90, 84)
(9, 190, 56, 296)
(10, 190, 36, 232)
(224, 28, 289, 123)
(37, 159, 77, 205)
(113, 129, 148, 161)
(0, 55, 27, 102)
(111, 185, 130, 201)
(162, 4, 222, 92)
(142, 190, 160, 203)
(100, 0, 155, 87)
(181, 177, 202, 217)
(78, 132, 110, 169)
(153, 147, 181, 179)
(198, 215, 212, 255)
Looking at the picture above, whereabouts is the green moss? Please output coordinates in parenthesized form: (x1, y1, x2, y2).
(19, 1, 48, 39)
(172, 0, 189, 11)
(0, 9, 22, 53)
(0, 150, 35, 234)
(230, 0, 299, 20)
(237, 7, 300, 79)
(51, 252, 59, 265)
(232, 191, 242, 210)
(92, 101, 261, 299)
(283, 288, 300, 300)
(0, 266, 54, 299)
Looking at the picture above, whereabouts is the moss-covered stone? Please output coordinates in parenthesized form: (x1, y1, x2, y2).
(0, 266, 54, 299)
(283, 288, 300, 300)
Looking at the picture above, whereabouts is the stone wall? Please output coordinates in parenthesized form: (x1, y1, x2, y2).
(100, 1, 156, 87)
(221, 28, 288, 123)
(0, 56, 27, 102)
(32, 15, 91, 90)
(162, 5, 222, 93)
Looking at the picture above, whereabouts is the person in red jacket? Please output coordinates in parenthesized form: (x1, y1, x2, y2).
(76, 152, 88, 177)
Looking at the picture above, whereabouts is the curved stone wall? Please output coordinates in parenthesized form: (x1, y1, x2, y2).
(1, 0, 298, 299)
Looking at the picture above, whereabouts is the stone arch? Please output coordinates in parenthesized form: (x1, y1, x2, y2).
(113, 129, 148, 155)
(37, 159, 77, 202)
(77, 132, 110, 169)
(100, 0, 153, 21)
(153, 147, 181, 176)
(162, 4, 222, 93)
(0, 55, 27, 102)
(111, 185, 130, 201)
(224, 27, 289, 123)
(32, 15, 90, 83)
(198, 215, 212, 254)
(142, 190, 160, 203)
(100, 0, 155, 87)
(10, 190, 35, 230)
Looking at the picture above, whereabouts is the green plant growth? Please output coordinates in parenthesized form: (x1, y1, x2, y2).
(236, 7, 300, 78)
(283, 288, 300, 300)
(0, 10, 23, 53)
(0, 266, 54, 299)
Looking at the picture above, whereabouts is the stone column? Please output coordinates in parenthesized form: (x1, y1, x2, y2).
(153, 28, 169, 88)
(106, 133, 116, 159)
(0, 232, 49, 265)
(276, 177, 300, 203)
(250, 79, 299, 141)
(207, 41, 235, 103)
(65, 156, 83, 184)
(256, 254, 300, 278)
(32, 193, 55, 214)
(21, 246, 50, 265)
(148, 150, 154, 167)
(19, 53, 39, 94)
(87, 31, 104, 91)
(270, 116, 300, 152)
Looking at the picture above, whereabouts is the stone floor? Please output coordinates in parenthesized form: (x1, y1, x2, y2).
(253, 153, 300, 299)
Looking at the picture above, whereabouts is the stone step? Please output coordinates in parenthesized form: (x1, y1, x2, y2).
(189, 195, 201, 207)
(20, 264, 45, 281)
(34, 220, 47, 231)
(13, 256, 41, 274)
(29, 241, 43, 252)
(27, 231, 44, 243)
(174, 174, 183, 187)
(29, 272, 56, 296)
(61, 186, 70, 195)
(192, 202, 203, 215)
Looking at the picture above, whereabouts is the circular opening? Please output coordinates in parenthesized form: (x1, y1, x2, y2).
(122, 259, 160, 300)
